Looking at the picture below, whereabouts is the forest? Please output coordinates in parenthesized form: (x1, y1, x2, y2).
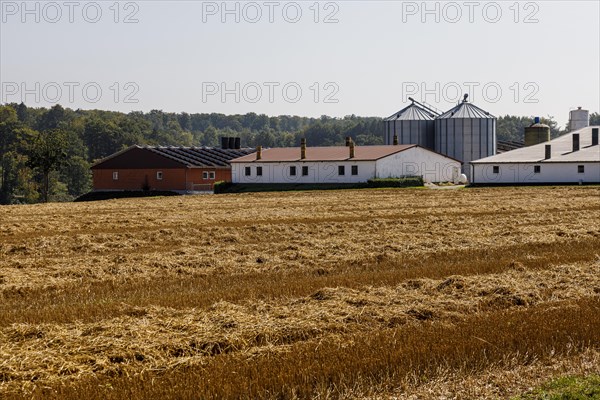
(1, 102, 598, 204)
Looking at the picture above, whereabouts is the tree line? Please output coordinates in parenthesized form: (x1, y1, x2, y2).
(1, 102, 598, 204)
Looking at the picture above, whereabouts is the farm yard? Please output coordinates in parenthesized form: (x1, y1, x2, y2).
(0, 187, 599, 399)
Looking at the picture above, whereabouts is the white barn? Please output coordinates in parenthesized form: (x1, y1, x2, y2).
(470, 126, 600, 184)
(230, 143, 461, 184)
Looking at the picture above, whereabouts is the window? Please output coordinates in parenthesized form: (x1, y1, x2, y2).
(338, 165, 345, 176)
(290, 166, 297, 176)
(245, 167, 251, 176)
(578, 165, 585, 174)
(203, 171, 209, 179)
(302, 166, 309, 176)
(112, 171, 119, 180)
(156, 171, 163, 180)
(209, 171, 215, 180)
(351, 165, 358, 176)
(534, 165, 541, 174)
(493, 166, 499, 174)
(256, 167, 263, 176)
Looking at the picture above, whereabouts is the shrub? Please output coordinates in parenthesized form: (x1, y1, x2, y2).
(367, 176, 424, 188)
(213, 181, 233, 194)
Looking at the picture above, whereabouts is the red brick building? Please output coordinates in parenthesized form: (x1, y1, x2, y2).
(91, 145, 255, 192)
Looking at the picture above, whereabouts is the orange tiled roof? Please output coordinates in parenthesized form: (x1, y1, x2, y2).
(230, 145, 416, 163)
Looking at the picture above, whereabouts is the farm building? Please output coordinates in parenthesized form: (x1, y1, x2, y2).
(230, 140, 461, 184)
(91, 144, 254, 192)
(470, 126, 600, 184)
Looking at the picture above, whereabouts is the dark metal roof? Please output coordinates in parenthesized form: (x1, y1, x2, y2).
(385, 103, 437, 121)
(92, 146, 255, 169)
(497, 140, 525, 153)
(437, 100, 496, 119)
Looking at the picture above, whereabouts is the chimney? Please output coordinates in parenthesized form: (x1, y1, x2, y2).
(544, 144, 551, 160)
(349, 139, 355, 158)
(592, 128, 599, 146)
(301, 138, 306, 160)
(573, 133, 580, 152)
(221, 136, 229, 149)
(234, 137, 241, 149)
(345, 137, 351, 147)
(393, 134, 399, 146)
(256, 146, 262, 160)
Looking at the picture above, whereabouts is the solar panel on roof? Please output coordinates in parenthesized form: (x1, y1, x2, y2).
(144, 146, 254, 167)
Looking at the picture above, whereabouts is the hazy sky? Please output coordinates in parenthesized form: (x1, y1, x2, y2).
(1, 0, 599, 127)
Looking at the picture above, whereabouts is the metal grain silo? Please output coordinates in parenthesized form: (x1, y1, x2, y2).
(384, 100, 436, 150)
(524, 117, 550, 146)
(435, 95, 496, 179)
(568, 107, 589, 132)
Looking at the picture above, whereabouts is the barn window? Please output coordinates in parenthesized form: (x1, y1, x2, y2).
(493, 166, 499, 174)
(302, 166, 309, 176)
(290, 166, 297, 176)
(534, 165, 541, 174)
(256, 167, 263, 176)
(156, 171, 163, 180)
(209, 172, 215, 180)
(351, 165, 358, 175)
(203, 172, 209, 179)
(578, 165, 584, 173)
(338, 166, 345, 176)
(112, 171, 118, 180)
(245, 167, 251, 176)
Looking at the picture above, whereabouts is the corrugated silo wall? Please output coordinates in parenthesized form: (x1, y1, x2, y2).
(385, 121, 392, 145)
(387, 120, 435, 149)
(435, 118, 496, 179)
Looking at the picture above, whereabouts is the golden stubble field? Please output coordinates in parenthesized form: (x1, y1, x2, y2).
(0, 186, 599, 399)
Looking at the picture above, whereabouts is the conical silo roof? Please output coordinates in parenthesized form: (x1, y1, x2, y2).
(385, 103, 437, 121)
(437, 98, 496, 119)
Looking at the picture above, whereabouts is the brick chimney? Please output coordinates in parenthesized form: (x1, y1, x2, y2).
(256, 146, 262, 160)
(349, 139, 355, 158)
(544, 144, 551, 160)
(301, 138, 306, 160)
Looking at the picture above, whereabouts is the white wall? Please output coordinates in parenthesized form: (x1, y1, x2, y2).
(375, 147, 461, 183)
(471, 162, 600, 184)
(232, 161, 376, 184)
(232, 147, 461, 184)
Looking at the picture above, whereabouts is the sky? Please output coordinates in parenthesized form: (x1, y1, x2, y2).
(1, 0, 599, 128)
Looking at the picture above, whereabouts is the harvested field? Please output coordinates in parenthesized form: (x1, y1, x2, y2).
(0, 186, 599, 399)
